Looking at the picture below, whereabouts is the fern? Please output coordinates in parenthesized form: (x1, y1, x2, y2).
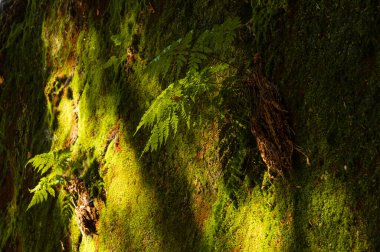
(135, 82, 185, 154)
(136, 64, 229, 155)
(27, 174, 65, 210)
(26, 150, 71, 210)
(135, 18, 241, 155)
(192, 17, 241, 54)
(145, 17, 241, 79)
(147, 30, 194, 79)
(26, 149, 71, 175)
(58, 191, 75, 223)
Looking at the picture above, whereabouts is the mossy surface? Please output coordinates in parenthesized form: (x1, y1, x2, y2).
(0, 0, 379, 251)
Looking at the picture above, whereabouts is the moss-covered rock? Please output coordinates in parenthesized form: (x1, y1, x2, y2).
(0, 0, 379, 251)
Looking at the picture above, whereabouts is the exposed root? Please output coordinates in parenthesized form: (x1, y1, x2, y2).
(247, 53, 294, 178)
(65, 177, 98, 236)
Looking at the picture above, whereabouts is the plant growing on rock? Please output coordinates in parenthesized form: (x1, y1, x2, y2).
(26, 150, 71, 210)
(135, 18, 241, 156)
(26, 150, 99, 236)
(135, 18, 294, 178)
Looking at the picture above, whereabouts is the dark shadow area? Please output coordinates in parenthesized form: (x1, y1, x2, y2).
(0, 0, 66, 251)
(117, 54, 205, 251)
(262, 1, 380, 250)
(139, 148, 204, 250)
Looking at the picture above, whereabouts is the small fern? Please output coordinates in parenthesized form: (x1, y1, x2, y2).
(136, 64, 229, 155)
(136, 18, 241, 155)
(26, 149, 71, 175)
(145, 17, 241, 79)
(27, 174, 65, 210)
(134, 76, 190, 154)
(26, 150, 71, 210)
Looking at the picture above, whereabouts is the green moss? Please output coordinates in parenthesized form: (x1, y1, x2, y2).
(96, 132, 163, 251)
(52, 96, 74, 148)
(1, 0, 380, 251)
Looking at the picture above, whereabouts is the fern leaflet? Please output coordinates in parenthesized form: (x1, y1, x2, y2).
(27, 149, 71, 175)
(58, 191, 75, 223)
(26, 150, 71, 210)
(27, 174, 65, 210)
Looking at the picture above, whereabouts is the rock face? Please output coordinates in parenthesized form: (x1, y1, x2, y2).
(66, 178, 98, 236)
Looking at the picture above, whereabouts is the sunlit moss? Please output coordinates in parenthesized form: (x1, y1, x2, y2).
(52, 96, 74, 149)
(67, 215, 81, 251)
(79, 236, 96, 252)
(98, 131, 163, 251)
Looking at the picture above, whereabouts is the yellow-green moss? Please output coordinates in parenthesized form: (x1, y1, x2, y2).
(1, 0, 380, 251)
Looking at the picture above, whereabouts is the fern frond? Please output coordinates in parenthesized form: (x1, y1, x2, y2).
(143, 125, 159, 154)
(163, 116, 170, 144)
(136, 18, 241, 156)
(27, 150, 71, 175)
(137, 63, 231, 156)
(180, 103, 187, 120)
(58, 191, 75, 222)
(145, 18, 240, 80)
(26, 150, 71, 210)
(27, 174, 64, 210)
(188, 52, 207, 72)
(170, 112, 179, 135)
(193, 17, 241, 54)
(146, 31, 193, 78)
